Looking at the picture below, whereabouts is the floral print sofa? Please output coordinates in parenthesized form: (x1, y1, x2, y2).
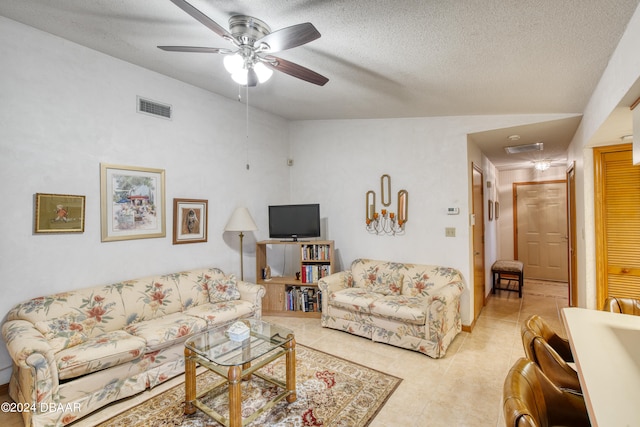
(2, 267, 265, 427)
(319, 259, 465, 358)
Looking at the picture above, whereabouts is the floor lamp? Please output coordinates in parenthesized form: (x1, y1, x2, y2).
(224, 207, 258, 281)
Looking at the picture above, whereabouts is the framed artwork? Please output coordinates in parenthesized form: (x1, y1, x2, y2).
(488, 200, 494, 221)
(35, 193, 85, 233)
(495, 201, 500, 220)
(100, 163, 166, 242)
(173, 198, 208, 244)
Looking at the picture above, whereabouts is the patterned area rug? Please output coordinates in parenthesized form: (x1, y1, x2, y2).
(98, 345, 401, 427)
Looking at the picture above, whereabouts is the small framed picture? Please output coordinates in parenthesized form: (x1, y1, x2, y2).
(495, 201, 500, 220)
(488, 200, 494, 221)
(173, 198, 208, 244)
(35, 193, 86, 233)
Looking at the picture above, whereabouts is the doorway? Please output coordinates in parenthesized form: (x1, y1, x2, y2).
(514, 181, 568, 282)
(472, 164, 485, 322)
(567, 163, 578, 306)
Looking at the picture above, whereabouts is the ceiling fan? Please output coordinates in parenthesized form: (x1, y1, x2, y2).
(158, 0, 329, 87)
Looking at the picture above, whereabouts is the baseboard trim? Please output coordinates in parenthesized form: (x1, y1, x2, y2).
(462, 319, 475, 333)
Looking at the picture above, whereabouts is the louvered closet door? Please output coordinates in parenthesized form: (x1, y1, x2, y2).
(595, 144, 640, 307)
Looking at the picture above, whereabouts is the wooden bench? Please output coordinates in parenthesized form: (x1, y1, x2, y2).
(491, 260, 524, 298)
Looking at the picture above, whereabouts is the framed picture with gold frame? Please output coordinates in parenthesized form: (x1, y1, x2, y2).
(35, 193, 85, 233)
(173, 198, 208, 244)
(100, 163, 166, 242)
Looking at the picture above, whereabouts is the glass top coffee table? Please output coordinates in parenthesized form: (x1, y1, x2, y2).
(184, 319, 296, 427)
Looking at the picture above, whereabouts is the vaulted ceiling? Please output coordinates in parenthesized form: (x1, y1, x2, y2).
(2, 0, 639, 168)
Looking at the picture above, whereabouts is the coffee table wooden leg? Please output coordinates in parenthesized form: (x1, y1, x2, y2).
(285, 335, 297, 403)
(228, 365, 242, 427)
(184, 347, 196, 415)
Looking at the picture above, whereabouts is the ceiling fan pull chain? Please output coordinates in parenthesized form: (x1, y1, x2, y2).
(246, 84, 250, 170)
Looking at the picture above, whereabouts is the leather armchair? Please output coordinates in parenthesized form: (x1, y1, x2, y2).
(503, 358, 591, 427)
(521, 328, 582, 393)
(522, 314, 581, 394)
(602, 296, 640, 315)
(523, 314, 573, 362)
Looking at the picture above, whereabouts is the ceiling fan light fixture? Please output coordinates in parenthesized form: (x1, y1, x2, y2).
(253, 62, 273, 83)
(231, 69, 249, 85)
(223, 53, 244, 74)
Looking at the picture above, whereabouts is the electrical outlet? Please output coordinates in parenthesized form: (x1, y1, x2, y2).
(445, 227, 456, 237)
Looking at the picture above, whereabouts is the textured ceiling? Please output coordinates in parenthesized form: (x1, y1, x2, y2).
(2, 0, 640, 168)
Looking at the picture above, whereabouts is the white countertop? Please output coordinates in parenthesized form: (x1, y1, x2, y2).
(562, 307, 640, 427)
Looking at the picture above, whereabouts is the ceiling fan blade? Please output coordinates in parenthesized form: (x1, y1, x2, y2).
(265, 56, 329, 86)
(257, 23, 320, 53)
(169, 0, 232, 40)
(157, 46, 226, 53)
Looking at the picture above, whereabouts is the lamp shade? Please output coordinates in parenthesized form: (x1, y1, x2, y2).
(225, 207, 258, 232)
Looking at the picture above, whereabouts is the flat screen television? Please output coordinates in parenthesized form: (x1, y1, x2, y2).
(269, 204, 321, 241)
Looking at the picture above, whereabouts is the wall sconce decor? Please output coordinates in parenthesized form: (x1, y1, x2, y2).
(365, 174, 408, 235)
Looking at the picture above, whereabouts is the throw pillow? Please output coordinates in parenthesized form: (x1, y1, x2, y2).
(208, 275, 241, 303)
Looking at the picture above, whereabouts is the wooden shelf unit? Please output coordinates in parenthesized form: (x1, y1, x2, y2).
(256, 240, 334, 318)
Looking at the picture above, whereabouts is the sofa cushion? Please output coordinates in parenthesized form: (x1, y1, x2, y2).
(370, 295, 428, 325)
(184, 301, 255, 326)
(124, 312, 207, 352)
(55, 330, 147, 380)
(208, 275, 241, 303)
(328, 288, 382, 313)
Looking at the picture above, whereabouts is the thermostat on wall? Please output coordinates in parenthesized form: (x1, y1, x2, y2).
(447, 207, 460, 215)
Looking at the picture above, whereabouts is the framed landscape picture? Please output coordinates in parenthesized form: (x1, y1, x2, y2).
(100, 163, 166, 242)
(35, 193, 85, 233)
(173, 198, 208, 244)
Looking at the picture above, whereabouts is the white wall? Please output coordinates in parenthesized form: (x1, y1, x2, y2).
(0, 17, 290, 384)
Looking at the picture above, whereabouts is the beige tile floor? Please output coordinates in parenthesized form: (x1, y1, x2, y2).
(0, 279, 568, 427)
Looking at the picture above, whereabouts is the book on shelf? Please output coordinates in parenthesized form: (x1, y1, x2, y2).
(300, 244, 331, 261)
(284, 286, 322, 312)
(300, 264, 331, 284)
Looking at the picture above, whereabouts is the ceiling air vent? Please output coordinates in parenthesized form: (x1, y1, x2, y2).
(137, 97, 172, 119)
(504, 142, 543, 154)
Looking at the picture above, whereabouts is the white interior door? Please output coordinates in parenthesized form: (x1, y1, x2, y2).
(516, 181, 568, 281)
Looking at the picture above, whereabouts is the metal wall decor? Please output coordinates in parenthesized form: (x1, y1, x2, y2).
(365, 174, 408, 235)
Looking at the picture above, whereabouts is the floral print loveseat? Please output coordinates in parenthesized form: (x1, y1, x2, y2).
(2, 267, 265, 427)
(319, 259, 465, 358)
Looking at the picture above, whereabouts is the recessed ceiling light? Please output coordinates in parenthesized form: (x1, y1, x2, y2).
(508, 135, 521, 141)
(504, 142, 544, 154)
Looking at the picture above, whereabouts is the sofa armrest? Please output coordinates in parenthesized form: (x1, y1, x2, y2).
(236, 280, 266, 318)
(429, 281, 464, 304)
(318, 271, 352, 314)
(426, 281, 464, 326)
(2, 319, 59, 405)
